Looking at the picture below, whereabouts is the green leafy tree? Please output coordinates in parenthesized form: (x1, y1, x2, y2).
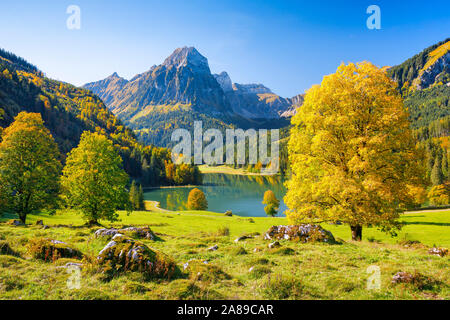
(129, 180, 145, 210)
(174, 164, 194, 185)
(187, 188, 208, 210)
(0, 112, 61, 223)
(138, 184, 144, 210)
(441, 152, 448, 181)
(262, 190, 280, 217)
(61, 132, 130, 225)
(431, 156, 444, 186)
(129, 180, 139, 210)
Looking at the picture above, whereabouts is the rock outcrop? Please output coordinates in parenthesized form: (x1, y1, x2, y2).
(428, 247, 448, 257)
(97, 235, 177, 279)
(94, 226, 156, 240)
(213, 71, 233, 92)
(264, 224, 335, 243)
(417, 51, 450, 89)
(6, 219, 24, 226)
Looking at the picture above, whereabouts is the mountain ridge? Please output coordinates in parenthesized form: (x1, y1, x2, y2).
(83, 47, 298, 146)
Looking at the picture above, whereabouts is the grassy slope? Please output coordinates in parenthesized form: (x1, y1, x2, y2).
(0, 209, 449, 300)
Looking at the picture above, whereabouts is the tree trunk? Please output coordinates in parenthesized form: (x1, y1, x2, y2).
(351, 225, 362, 241)
(18, 212, 27, 224)
(87, 219, 100, 227)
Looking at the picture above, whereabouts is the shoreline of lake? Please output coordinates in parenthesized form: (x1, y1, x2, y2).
(144, 173, 287, 217)
(198, 165, 281, 177)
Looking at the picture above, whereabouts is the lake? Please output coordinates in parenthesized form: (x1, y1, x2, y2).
(144, 173, 288, 217)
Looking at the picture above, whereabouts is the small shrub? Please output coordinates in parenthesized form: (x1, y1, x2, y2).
(6, 219, 24, 226)
(122, 282, 149, 295)
(155, 279, 221, 300)
(187, 188, 208, 210)
(272, 247, 296, 255)
(391, 271, 438, 290)
(72, 236, 86, 243)
(252, 247, 263, 253)
(248, 257, 270, 266)
(248, 266, 272, 279)
(0, 241, 16, 256)
(53, 258, 84, 267)
(262, 190, 280, 217)
(71, 288, 112, 300)
(367, 237, 381, 243)
(260, 274, 303, 299)
(16, 236, 30, 246)
(27, 238, 83, 262)
(0, 255, 22, 268)
(162, 280, 202, 299)
(398, 239, 422, 248)
(231, 246, 247, 255)
(428, 247, 448, 257)
(184, 260, 230, 282)
(0, 274, 25, 292)
(74, 231, 90, 237)
(216, 226, 230, 236)
(240, 232, 260, 238)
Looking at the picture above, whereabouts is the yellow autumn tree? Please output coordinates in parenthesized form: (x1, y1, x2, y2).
(427, 183, 450, 206)
(262, 190, 280, 217)
(284, 62, 425, 241)
(187, 188, 208, 210)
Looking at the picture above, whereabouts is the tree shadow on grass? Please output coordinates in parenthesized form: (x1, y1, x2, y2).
(401, 221, 450, 227)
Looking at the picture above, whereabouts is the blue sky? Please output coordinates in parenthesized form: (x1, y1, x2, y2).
(1, 0, 449, 97)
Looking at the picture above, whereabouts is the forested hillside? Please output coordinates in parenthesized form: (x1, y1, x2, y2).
(384, 39, 450, 188)
(388, 38, 450, 91)
(406, 85, 450, 130)
(0, 48, 201, 187)
(402, 84, 449, 188)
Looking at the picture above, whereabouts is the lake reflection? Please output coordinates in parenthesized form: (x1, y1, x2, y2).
(144, 173, 287, 217)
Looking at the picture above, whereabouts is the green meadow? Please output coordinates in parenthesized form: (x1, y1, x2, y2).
(0, 207, 448, 300)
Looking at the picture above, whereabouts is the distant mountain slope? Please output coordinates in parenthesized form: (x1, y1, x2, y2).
(87, 47, 232, 119)
(388, 39, 450, 187)
(83, 47, 298, 147)
(388, 38, 450, 91)
(384, 38, 450, 134)
(83, 72, 128, 106)
(212, 71, 293, 119)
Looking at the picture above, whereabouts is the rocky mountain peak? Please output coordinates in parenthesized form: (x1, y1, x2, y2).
(214, 72, 233, 92)
(232, 83, 272, 94)
(162, 46, 210, 72)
